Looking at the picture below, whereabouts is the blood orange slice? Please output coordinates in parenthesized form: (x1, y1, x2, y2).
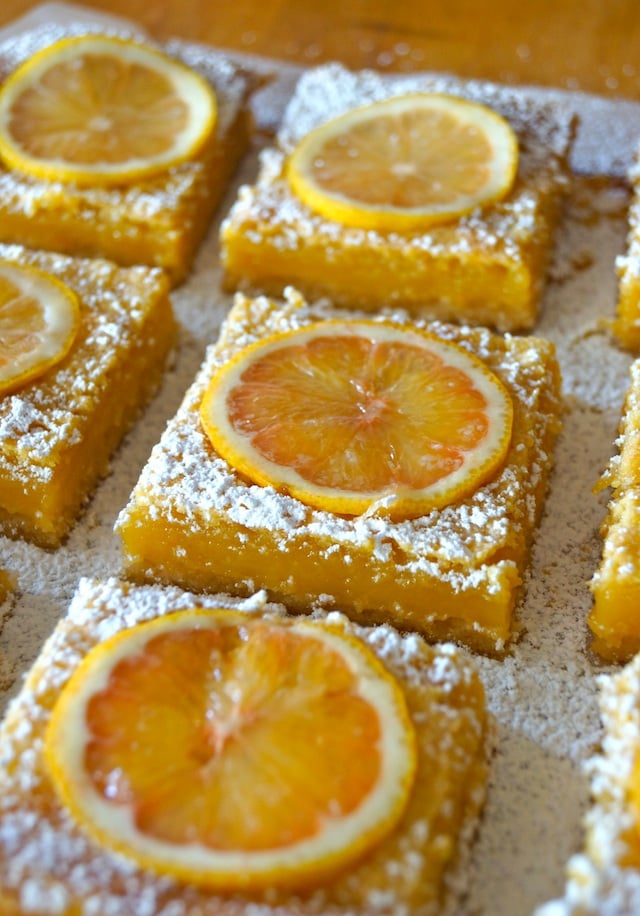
(200, 319, 513, 519)
(44, 610, 416, 890)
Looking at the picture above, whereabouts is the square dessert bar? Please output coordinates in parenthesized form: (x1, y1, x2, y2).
(0, 36, 252, 286)
(221, 63, 574, 332)
(614, 158, 640, 350)
(117, 288, 562, 655)
(549, 655, 640, 913)
(0, 242, 175, 548)
(590, 359, 640, 661)
(0, 576, 490, 915)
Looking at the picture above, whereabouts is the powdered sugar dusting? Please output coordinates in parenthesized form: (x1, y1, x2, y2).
(536, 657, 640, 915)
(0, 4, 639, 914)
(277, 62, 574, 159)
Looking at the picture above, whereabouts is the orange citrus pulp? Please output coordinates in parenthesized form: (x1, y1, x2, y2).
(0, 260, 80, 396)
(45, 610, 417, 890)
(0, 35, 217, 186)
(287, 93, 518, 231)
(200, 320, 514, 519)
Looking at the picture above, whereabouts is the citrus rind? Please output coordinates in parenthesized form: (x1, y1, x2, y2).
(44, 609, 417, 890)
(0, 260, 80, 396)
(287, 92, 519, 232)
(0, 35, 218, 187)
(200, 319, 514, 519)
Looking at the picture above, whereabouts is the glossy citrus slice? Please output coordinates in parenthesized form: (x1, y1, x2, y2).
(0, 260, 80, 396)
(287, 93, 518, 231)
(45, 609, 416, 890)
(200, 320, 513, 519)
(0, 35, 217, 187)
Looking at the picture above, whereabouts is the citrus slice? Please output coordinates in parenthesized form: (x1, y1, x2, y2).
(0, 260, 80, 396)
(287, 93, 518, 231)
(44, 609, 416, 890)
(0, 35, 217, 187)
(200, 319, 513, 519)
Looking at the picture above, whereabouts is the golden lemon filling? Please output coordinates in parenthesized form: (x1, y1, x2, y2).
(613, 136, 640, 350)
(0, 567, 12, 604)
(590, 359, 640, 661)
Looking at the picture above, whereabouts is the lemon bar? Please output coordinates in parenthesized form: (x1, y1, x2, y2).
(614, 158, 640, 349)
(0, 38, 252, 286)
(117, 288, 562, 655)
(221, 63, 573, 332)
(547, 655, 640, 913)
(0, 576, 490, 915)
(0, 242, 175, 547)
(589, 359, 640, 661)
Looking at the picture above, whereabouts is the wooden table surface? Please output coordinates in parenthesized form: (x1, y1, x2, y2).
(2, 0, 640, 102)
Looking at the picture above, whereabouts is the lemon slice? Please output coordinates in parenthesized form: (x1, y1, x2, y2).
(0, 260, 80, 395)
(0, 35, 217, 187)
(45, 609, 417, 890)
(287, 93, 518, 231)
(200, 319, 513, 519)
